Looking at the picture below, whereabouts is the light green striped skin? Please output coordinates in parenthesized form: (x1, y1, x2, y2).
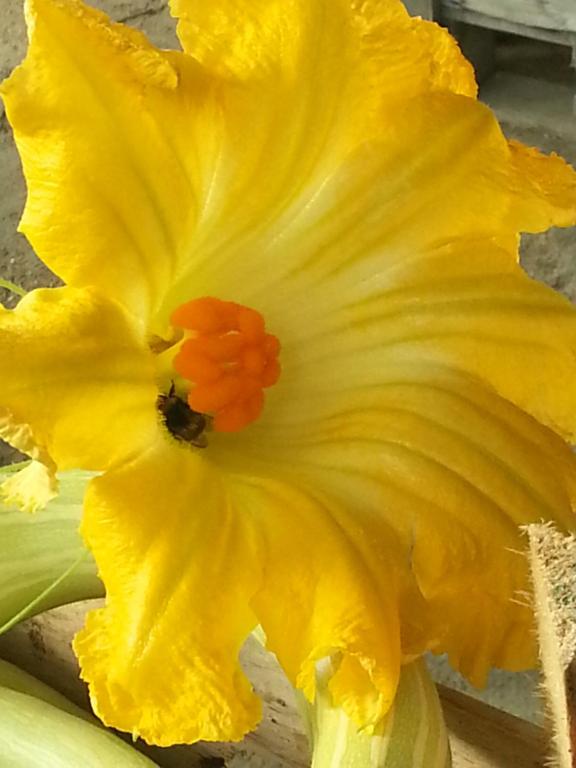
(0, 465, 102, 633)
(0, 660, 160, 767)
(0, 658, 94, 721)
(303, 658, 451, 768)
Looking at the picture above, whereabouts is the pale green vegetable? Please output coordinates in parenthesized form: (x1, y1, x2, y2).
(0, 658, 92, 721)
(0, 465, 101, 631)
(0, 685, 159, 766)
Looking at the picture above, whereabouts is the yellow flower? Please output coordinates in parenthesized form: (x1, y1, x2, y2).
(2, 0, 576, 747)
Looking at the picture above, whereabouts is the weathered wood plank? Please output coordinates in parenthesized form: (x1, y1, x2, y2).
(442, 0, 576, 34)
(441, 686, 548, 768)
(0, 603, 552, 768)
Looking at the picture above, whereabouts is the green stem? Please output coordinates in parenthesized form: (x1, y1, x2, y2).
(300, 658, 451, 768)
(0, 278, 27, 298)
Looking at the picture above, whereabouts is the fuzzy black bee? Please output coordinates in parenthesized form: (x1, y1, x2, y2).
(157, 383, 208, 448)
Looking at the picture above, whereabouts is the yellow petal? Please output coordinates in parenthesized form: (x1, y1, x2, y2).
(506, 139, 576, 231)
(334, 239, 576, 440)
(214, 359, 576, 686)
(74, 442, 262, 746)
(0, 460, 57, 514)
(5, 0, 574, 339)
(0, 408, 58, 512)
(232, 235, 576, 462)
(158, 92, 576, 359)
(74, 438, 426, 737)
(169, 0, 476, 99)
(0, 287, 158, 472)
(238, 476, 424, 727)
(1, 0, 193, 321)
(252, 237, 576, 680)
(74, 353, 576, 738)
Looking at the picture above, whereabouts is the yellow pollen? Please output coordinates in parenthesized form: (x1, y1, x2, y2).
(171, 297, 281, 432)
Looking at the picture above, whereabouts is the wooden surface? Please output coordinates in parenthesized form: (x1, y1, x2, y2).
(0, 602, 551, 768)
(441, 687, 548, 767)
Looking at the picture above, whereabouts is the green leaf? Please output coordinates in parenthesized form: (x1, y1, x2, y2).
(0, 466, 102, 631)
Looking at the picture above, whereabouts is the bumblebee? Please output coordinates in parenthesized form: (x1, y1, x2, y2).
(157, 383, 208, 448)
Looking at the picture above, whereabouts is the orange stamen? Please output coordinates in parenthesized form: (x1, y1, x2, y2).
(171, 297, 281, 433)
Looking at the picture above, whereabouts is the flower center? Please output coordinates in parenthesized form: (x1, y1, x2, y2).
(170, 297, 281, 433)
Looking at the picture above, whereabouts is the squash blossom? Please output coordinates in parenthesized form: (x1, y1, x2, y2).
(2, 0, 576, 748)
